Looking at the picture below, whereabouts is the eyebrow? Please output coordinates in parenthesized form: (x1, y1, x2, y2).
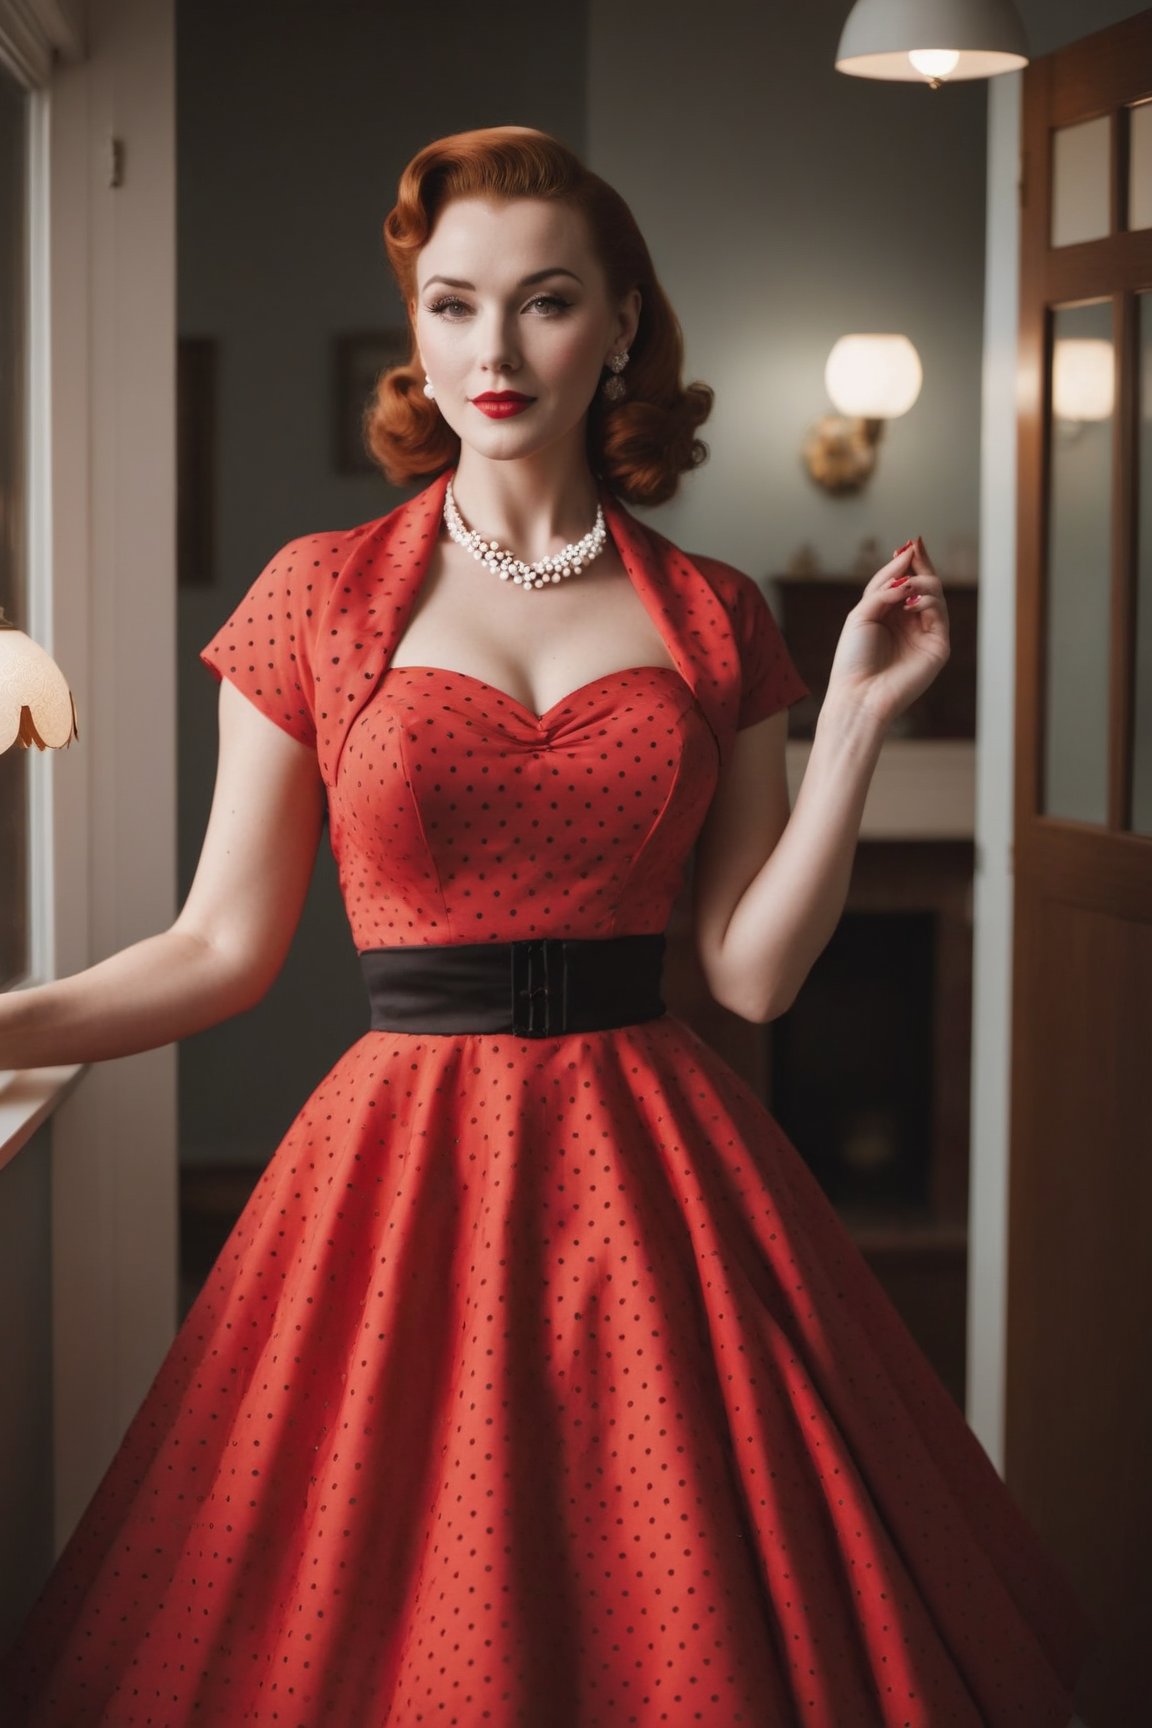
(420, 267, 584, 293)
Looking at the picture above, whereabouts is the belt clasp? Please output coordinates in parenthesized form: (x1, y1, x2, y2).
(511, 938, 569, 1037)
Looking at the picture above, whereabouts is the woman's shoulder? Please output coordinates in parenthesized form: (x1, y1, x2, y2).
(684, 547, 765, 608)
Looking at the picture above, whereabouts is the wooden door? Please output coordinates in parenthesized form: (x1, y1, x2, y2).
(1010, 15, 1152, 1723)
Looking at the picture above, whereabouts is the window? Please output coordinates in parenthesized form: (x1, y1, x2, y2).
(0, 58, 28, 988)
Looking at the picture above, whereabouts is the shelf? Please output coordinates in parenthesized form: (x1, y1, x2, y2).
(786, 738, 975, 839)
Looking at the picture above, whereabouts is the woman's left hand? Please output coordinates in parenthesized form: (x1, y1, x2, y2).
(824, 536, 951, 730)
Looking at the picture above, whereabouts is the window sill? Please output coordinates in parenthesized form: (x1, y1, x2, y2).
(0, 1064, 87, 1172)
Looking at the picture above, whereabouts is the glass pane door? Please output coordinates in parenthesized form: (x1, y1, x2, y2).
(1043, 301, 1114, 824)
(1133, 293, 1152, 834)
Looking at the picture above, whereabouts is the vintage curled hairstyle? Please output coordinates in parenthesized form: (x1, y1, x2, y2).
(365, 125, 713, 506)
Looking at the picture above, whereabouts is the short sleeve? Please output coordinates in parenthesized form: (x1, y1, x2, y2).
(199, 535, 319, 750)
(733, 571, 810, 728)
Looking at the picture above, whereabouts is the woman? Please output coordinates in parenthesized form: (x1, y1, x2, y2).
(1, 125, 1094, 1725)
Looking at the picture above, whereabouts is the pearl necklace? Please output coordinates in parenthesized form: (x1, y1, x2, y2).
(443, 480, 607, 592)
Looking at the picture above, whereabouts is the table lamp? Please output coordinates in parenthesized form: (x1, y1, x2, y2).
(0, 608, 79, 751)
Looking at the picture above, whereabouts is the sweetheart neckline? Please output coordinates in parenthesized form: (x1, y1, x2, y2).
(383, 662, 691, 726)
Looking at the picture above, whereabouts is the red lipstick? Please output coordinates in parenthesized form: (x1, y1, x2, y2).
(471, 392, 534, 419)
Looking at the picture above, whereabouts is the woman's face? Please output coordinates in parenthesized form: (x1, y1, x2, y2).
(412, 195, 640, 465)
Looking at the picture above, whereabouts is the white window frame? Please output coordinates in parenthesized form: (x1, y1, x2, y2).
(0, 0, 178, 1557)
(0, 13, 82, 1127)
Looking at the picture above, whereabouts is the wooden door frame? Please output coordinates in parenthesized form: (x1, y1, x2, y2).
(1007, 14, 1152, 1717)
(1015, 16, 1152, 901)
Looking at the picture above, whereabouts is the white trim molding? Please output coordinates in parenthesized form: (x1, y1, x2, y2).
(38, 0, 178, 1553)
(967, 69, 1023, 1475)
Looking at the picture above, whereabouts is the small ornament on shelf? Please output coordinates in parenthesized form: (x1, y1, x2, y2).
(851, 535, 883, 579)
(785, 542, 822, 579)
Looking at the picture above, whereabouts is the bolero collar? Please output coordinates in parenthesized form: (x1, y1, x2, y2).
(312, 468, 745, 787)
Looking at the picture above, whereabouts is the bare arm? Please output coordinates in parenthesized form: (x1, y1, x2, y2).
(692, 697, 884, 1022)
(693, 536, 948, 1023)
(0, 678, 326, 1068)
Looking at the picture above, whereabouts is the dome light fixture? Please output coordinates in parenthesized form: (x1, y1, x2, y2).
(0, 607, 79, 752)
(803, 334, 923, 494)
(1051, 338, 1115, 427)
(836, 0, 1029, 88)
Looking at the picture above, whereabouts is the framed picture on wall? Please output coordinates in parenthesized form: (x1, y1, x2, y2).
(333, 329, 410, 475)
(177, 335, 217, 587)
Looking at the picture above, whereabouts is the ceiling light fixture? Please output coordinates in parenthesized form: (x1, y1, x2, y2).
(835, 0, 1029, 88)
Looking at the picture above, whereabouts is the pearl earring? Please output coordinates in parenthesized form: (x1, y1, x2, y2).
(423, 374, 436, 400)
(602, 350, 629, 401)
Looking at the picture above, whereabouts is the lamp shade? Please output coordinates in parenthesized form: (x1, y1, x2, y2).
(836, 0, 1028, 82)
(1051, 338, 1114, 423)
(0, 611, 79, 750)
(824, 334, 923, 419)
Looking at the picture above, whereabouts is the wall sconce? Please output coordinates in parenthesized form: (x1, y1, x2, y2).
(803, 333, 923, 494)
(1051, 338, 1114, 429)
(835, 0, 1028, 88)
(0, 608, 79, 751)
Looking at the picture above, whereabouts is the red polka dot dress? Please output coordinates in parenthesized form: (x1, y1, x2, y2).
(0, 470, 1094, 1726)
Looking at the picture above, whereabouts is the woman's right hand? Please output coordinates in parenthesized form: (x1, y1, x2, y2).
(0, 679, 326, 1071)
(824, 536, 951, 731)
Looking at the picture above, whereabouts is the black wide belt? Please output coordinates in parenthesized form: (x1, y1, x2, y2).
(359, 934, 667, 1038)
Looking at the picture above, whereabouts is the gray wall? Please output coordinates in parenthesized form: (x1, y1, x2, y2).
(1017, 0, 1147, 55)
(588, 0, 989, 581)
(176, 1, 588, 1164)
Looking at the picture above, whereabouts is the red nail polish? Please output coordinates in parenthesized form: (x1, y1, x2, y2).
(894, 539, 915, 555)
(903, 593, 921, 606)
(889, 575, 910, 587)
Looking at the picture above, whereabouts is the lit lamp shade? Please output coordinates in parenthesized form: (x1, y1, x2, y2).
(836, 0, 1028, 83)
(824, 334, 923, 419)
(804, 333, 924, 492)
(0, 614, 79, 751)
(1051, 338, 1114, 422)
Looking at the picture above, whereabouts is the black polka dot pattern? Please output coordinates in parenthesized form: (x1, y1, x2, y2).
(0, 477, 1094, 1725)
(185, 469, 811, 801)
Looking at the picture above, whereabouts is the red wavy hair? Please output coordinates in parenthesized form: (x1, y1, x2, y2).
(364, 126, 713, 507)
